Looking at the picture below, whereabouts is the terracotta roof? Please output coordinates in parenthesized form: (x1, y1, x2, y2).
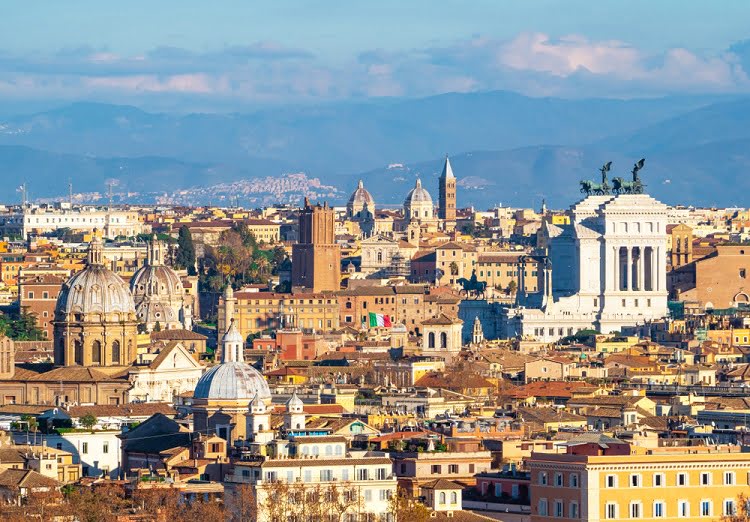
(67, 402, 176, 419)
(420, 478, 464, 490)
(509, 381, 593, 399)
(414, 371, 493, 390)
(150, 329, 207, 341)
(0, 469, 60, 489)
(421, 313, 462, 326)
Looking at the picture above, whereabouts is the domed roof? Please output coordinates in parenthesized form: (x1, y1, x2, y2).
(55, 237, 135, 317)
(404, 178, 433, 206)
(348, 180, 375, 208)
(193, 362, 271, 401)
(131, 265, 183, 299)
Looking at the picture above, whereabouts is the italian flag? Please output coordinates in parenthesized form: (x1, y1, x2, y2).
(368, 312, 392, 328)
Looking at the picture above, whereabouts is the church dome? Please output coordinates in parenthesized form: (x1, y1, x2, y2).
(129, 235, 187, 330)
(347, 179, 375, 217)
(55, 237, 135, 319)
(404, 178, 433, 206)
(193, 362, 271, 401)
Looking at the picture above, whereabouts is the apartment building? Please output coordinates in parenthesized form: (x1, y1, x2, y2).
(529, 439, 750, 521)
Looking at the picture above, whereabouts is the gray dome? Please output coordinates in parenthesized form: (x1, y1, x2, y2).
(348, 180, 375, 209)
(222, 319, 244, 345)
(130, 265, 184, 325)
(56, 264, 136, 318)
(193, 362, 271, 401)
(404, 178, 432, 206)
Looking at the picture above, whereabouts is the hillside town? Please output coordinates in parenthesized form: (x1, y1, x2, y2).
(1, 157, 750, 521)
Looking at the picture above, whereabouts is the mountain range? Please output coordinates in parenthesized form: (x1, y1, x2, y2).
(0, 91, 748, 208)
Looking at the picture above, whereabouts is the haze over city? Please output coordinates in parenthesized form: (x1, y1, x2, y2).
(1, 3, 750, 521)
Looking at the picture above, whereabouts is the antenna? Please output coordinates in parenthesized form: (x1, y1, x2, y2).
(68, 178, 73, 207)
(107, 181, 114, 210)
(18, 183, 27, 207)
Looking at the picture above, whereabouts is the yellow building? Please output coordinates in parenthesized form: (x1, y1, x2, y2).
(530, 448, 750, 521)
(218, 290, 339, 338)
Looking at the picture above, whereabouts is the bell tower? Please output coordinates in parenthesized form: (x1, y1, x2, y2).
(438, 155, 457, 230)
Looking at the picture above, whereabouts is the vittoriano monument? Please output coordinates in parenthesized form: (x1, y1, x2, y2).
(580, 159, 646, 196)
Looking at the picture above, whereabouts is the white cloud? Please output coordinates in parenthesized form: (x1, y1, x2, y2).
(0, 33, 748, 107)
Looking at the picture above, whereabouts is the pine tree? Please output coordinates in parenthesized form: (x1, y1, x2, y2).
(175, 226, 197, 275)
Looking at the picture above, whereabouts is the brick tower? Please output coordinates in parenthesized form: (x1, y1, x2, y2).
(292, 198, 341, 292)
(438, 155, 457, 230)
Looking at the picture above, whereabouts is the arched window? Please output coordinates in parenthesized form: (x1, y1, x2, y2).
(439, 492, 446, 504)
(428, 332, 436, 348)
(92, 340, 101, 364)
(325, 445, 333, 456)
(112, 340, 120, 364)
(346, 301, 352, 309)
(440, 332, 448, 349)
(377, 250, 383, 263)
(451, 492, 457, 504)
(258, 424, 264, 431)
(74, 340, 83, 365)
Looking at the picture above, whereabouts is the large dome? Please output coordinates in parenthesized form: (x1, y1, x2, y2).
(193, 362, 271, 401)
(55, 240, 135, 319)
(347, 179, 375, 218)
(404, 178, 433, 206)
(130, 265, 184, 324)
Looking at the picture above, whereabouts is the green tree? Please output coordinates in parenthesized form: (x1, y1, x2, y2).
(0, 308, 45, 341)
(79, 414, 98, 430)
(153, 321, 162, 332)
(175, 226, 197, 275)
(507, 280, 518, 295)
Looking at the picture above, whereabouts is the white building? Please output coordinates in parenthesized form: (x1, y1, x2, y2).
(503, 193, 670, 342)
(225, 435, 396, 521)
(0, 205, 143, 239)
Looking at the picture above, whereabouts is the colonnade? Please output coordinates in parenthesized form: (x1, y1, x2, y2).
(610, 245, 662, 292)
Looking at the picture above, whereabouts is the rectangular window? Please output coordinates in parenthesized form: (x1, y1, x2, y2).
(448, 464, 458, 474)
(653, 473, 664, 486)
(701, 500, 711, 517)
(630, 502, 641, 518)
(82, 442, 88, 454)
(700, 472, 711, 485)
(538, 499, 548, 517)
(631, 474, 641, 487)
(431, 465, 442, 474)
(539, 472, 548, 485)
(606, 475, 616, 488)
(555, 473, 563, 487)
(570, 473, 579, 487)
(725, 472, 735, 485)
(678, 500, 689, 518)
(320, 470, 333, 481)
(725, 500, 736, 516)
(678, 473, 688, 486)
(606, 502, 617, 519)
(654, 501, 665, 518)
(570, 502, 579, 518)
(103, 442, 109, 454)
(555, 501, 564, 518)
(304, 470, 312, 482)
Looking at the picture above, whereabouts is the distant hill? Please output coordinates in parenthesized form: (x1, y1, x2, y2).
(0, 91, 747, 206)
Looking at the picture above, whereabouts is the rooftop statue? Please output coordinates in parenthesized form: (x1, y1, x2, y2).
(579, 161, 612, 196)
(458, 270, 487, 300)
(613, 158, 646, 195)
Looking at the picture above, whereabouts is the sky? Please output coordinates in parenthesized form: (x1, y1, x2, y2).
(2, 1, 750, 110)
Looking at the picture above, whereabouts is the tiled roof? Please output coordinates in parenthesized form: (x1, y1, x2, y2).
(420, 478, 464, 490)
(67, 402, 176, 419)
(0, 469, 60, 489)
(151, 329, 207, 341)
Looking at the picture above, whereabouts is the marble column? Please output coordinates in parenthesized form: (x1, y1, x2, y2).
(612, 246, 619, 291)
(637, 248, 645, 291)
(626, 247, 632, 291)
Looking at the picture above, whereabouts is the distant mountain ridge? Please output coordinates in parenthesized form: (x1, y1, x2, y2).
(0, 91, 748, 207)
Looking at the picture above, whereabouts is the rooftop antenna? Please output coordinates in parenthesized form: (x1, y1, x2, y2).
(18, 183, 27, 207)
(107, 181, 114, 210)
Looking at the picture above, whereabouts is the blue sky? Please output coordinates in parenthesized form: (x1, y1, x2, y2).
(1, 1, 750, 109)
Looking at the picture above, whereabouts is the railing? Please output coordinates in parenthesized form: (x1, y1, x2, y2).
(621, 383, 750, 396)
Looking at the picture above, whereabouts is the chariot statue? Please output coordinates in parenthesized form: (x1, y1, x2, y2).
(613, 158, 646, 195)
(579, 161, 612, 196)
